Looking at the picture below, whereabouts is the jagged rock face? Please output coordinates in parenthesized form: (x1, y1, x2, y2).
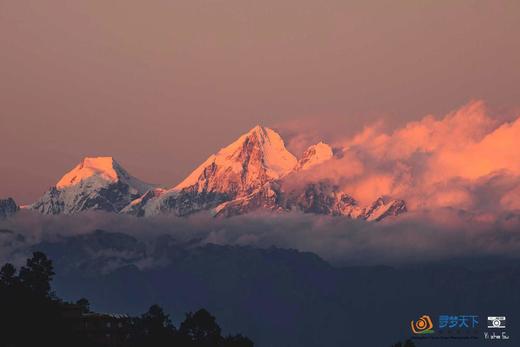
(123, 184, 232, 217)
(361, 197, 407, 222)
(213, 182, 283, 217)
(289, 187, 406, 221)
(31, 187, 64, 215)
(214, 182, 350, 217)
(31, 157, 154, 215)
(0, 198, 19, 219)
(213, 180, 407, 221)
(121, 188, 166, 217)
(32, 181, 141, 215)
(287, 182, 357, 216)
(153, 188, 229, 217)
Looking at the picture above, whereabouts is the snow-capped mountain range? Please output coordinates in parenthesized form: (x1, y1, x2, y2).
(4, 126, 406, 221)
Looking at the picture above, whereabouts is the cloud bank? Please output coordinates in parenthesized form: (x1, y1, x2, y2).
(284, 101, 520, 217)
(2, 207, 520, 268)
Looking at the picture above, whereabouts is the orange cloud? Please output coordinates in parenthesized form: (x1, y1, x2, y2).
(295, 100, 520, 215)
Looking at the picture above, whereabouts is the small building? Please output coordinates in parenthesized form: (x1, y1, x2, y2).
(61, 304, 133, 346)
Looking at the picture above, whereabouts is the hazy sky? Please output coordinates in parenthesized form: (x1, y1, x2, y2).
(1, 1, 520, 204)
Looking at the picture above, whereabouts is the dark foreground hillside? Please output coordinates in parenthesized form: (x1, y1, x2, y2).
(11, 230, 520, 346)
(0, 251, 253, 347)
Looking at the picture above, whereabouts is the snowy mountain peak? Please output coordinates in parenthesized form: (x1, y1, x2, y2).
(247, 124, 268, 136)
(296, 142, 333, 171)
(175, 125, 297, 191)
(240, 125, 297, 178)
(214, 125, 297, 179)
(56, 157, 124, 189)
(31, 157, 154, 215)
(126, 125, 298, 217)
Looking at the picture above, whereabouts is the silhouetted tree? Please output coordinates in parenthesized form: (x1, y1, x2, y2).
(0, 252, 254, 347)
(179, 309, 223, 346)
(131, 304, 176, 346)
(0, 262, 17, 288)
(18, 251, 55, 298)
(0, 252, 77, 347)
(142, 304, 174, 329)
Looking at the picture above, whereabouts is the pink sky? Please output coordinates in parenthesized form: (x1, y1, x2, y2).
(1, 1, 520, 204)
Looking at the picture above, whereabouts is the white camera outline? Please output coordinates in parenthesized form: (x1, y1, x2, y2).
(487, 316, 506, 329)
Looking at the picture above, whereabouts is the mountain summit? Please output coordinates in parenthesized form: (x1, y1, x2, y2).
(175, 125, 297, 193)
(57, 157, 127, 189)
(31, 157, 154, 215)
(124, 125, 297, 216)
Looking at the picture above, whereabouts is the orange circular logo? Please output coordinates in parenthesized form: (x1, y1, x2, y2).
(411, 315, 434, 334)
